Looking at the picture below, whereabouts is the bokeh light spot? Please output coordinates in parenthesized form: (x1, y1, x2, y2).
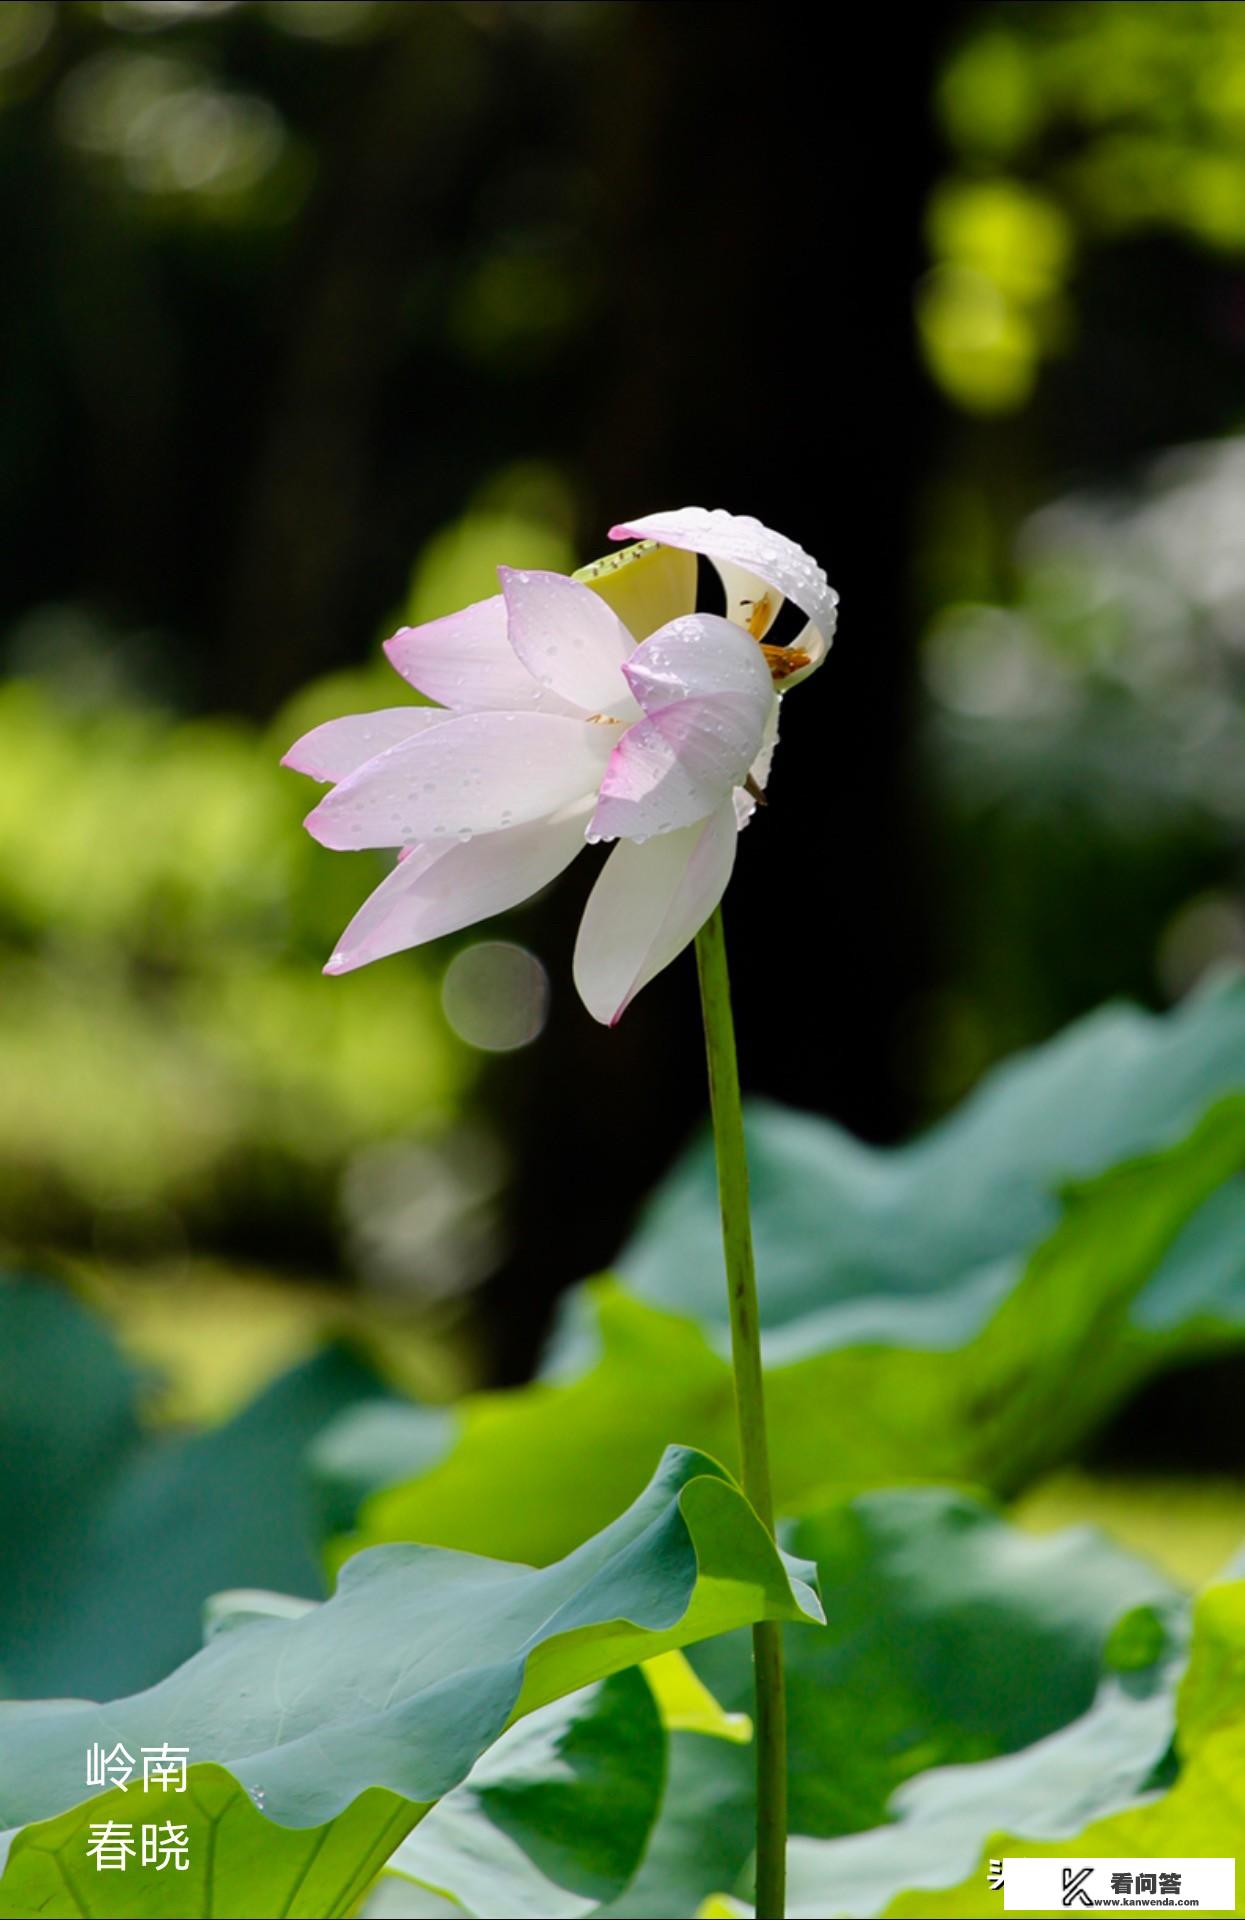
(441, 941, 550, 1053)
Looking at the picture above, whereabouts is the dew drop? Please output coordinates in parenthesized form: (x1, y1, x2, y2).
(458, 829, 473, 844)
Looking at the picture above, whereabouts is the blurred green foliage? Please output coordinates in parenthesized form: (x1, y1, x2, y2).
(926, 0, 1245, 411)
(920, 436, 1245, 1095)
(330, 977, 1245, 1568)
(0, 478, 575, 1293)
(0, 661, 462, 1242)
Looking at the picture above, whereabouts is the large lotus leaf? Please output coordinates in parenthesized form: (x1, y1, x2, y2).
(0, 1278, 142, 1694)
(815, 1580, 1245, 1920)
(0, 1769, 408, 1920)
(783, 1639, 1183, 1917)
(621, 970, 1245, 1351)
(0, 1274, 387, 1699)
(337, 1097, 1245, 1568)
(0, 1447, 821, 1919)
(370, 1668, 664, 1919)
(364, 1655, 745, 1920)
(601, 1488, 1180, 1919)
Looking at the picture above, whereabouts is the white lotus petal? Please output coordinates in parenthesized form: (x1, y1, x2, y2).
(306, 711, 611, 849)
(282, 708, 448, 784)
(622, 611, 775, 713)
(574, 798, 739, 1024)
(385, 596, 580, 716)
(589, 694, 774, 842)
(499, 568, 638, 718)
(325, 809, 589, 974)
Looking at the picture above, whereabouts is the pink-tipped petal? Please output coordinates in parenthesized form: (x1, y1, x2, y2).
(573, 798, 738, 1024)
(384, 596, 580, 716)
(325, 809, 589, 974)
(609, 507, 838, 683)
(622, 611, 775, 713)
(281, 707, 448, 784)
(305, 710, 612, 850)
(587, 614, 775, 840)
(499, 568, 639, 719)
(590, 693, 773, 842)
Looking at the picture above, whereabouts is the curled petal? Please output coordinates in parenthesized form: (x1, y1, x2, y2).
(574, 799, 738, 1024)
(282, 708, 448, 785)
(385, 596, 580, 716)
(499, 568, 638, 718)
(325, 809, 590, 974)
(609, 507, 838, 686)
(305, 711, 612, 849)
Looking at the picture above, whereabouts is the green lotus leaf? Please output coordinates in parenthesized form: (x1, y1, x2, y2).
(370, 1668, 664, 1919)
(823, 1580, 1245, 1919)
(0, 1276, 388, 1700)
(623, 971, 1245, 1351)
(602, 1487, 1180, 1918)
(336, 1093, 1245, 1569)
(0, 1447, 821, 1919)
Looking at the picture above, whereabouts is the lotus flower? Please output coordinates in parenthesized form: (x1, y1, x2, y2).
(284, 508, 837, 1024)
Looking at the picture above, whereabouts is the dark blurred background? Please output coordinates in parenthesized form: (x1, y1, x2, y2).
(3, 0, 1245, 1396)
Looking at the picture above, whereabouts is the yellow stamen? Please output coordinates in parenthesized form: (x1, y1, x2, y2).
(762, 643, 811, 682)
(743, 593, 774, 639)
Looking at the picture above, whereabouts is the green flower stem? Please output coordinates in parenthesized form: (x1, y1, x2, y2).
(694, 904, 787, 1920)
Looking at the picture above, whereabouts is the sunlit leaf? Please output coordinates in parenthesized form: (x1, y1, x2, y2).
(603, 1487, 1179, 1919)
(337, 1020, 1245, 1568)
(0, 1447, 821, 1919)
(819, 1580, 1245, 1919)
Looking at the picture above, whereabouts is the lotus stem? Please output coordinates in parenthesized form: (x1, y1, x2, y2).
(694, 904, 787, 1919)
